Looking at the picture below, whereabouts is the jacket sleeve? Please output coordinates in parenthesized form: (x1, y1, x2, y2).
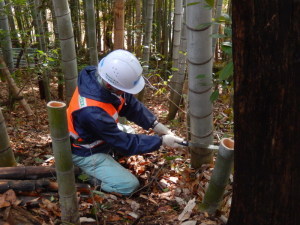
(73, 107, 162, 156)
(119, 94, 157, 130)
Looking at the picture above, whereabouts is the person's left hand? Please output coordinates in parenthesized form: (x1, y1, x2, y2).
(153, 122, 173, 135)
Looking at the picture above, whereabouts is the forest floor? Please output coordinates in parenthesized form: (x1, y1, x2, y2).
(0, 78, 234, 225)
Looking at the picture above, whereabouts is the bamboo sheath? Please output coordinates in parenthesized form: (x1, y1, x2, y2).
(201, 138, 234, 214)
(47, 101, 80, 224)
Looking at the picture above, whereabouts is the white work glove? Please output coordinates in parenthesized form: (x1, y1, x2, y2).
(153, 121, 173, 136)
(162, 134, 184, 148)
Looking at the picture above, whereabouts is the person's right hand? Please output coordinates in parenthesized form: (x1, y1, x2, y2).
(162, 134, 184, 148)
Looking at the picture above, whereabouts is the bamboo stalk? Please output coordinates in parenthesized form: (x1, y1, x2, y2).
(0, 109, 17, 167)
(52, 0, 78, 104)
(47, 101, 80, 224)
(200, 138, 234, 214)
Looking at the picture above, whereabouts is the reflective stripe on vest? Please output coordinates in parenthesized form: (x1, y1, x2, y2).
(67, 87, 125, 148)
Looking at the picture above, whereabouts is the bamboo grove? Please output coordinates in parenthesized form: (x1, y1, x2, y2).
(0, 0, 233, 168)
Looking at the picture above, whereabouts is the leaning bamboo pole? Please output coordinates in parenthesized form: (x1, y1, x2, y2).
(200, 138, 234, 214)
(0, 166, 81, 179)
(47, 101, 80, 224)
(0, 108, 16, 167)
(0, 57, 34, 116)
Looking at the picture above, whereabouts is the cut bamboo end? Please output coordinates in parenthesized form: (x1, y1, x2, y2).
(47, 101, 66, 108)
(219, 138, 234, 159)
(221, 138, 234, 150)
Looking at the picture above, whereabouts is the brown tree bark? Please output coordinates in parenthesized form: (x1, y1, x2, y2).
(114, 0, 125, 49)
(228, 1, 300, 225)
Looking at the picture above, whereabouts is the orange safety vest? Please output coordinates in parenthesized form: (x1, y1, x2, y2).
(67, 87, 125, 149)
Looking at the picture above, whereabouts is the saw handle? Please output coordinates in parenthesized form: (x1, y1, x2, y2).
(176, 141, 189, 146)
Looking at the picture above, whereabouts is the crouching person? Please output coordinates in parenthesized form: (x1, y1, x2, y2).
(67, 50, 183, 196)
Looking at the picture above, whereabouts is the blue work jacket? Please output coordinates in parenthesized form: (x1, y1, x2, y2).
(69, 66, 162, 157)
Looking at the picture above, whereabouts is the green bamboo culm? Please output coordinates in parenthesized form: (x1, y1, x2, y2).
(47, 101, 80, 225)
(200, 138, 234, 214)
(0, 108, 17, 167)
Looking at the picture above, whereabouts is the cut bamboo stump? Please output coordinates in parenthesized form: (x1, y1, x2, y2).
(47, 101, 80, 224)
(200, 138, 234, 214)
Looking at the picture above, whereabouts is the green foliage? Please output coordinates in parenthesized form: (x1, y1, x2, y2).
(92, 190, 106, 198)
(205, 0, 215, 8)
(194, 13, 233, 103)
(78, 173, 90, 182)
(187, 2, 200, 7)
(210, 89, 219, 102)
(164, 155, 183, 161)
(218, 61, 233, 81)
(212, 14, 233, 103)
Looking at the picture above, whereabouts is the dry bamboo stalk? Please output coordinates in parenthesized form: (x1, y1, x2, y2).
(0, 166, 81, 179)
(0, 179, 90, 194)
(0, 57, 34, 116)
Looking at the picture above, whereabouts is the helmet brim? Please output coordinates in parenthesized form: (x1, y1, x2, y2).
(118, 76, 145, 94)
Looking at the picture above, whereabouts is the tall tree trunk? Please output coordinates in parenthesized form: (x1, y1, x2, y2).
(49, 1, 64, 100)
(137, 0, 154, 102)
(70, 0, 81, 53)
(114, 0, 125, 49)
(126, 0, 133, 51)
(0, 109, 16, 167)
(95, 0, 101, 52)
(153, 0, 164, 53)
(41, 5, 50, 45)
(212, 0, 223, 55)
(227, 1, 300, 225)
(162, 0, 168, 57)
(85, 0, 98, 65)
(135, 0, 142, 57)
(0, 1, 14, 73)
(33, 0, 51, 102)
(167, 0, 183, 120)
(186, 0, 213, 168)
(52, 0, 78, 104)
(5, 0, 20, 47)
(103, 1, 113, 51)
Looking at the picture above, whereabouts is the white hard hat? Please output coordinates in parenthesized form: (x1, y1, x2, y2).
(97, 49, 145, 94)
